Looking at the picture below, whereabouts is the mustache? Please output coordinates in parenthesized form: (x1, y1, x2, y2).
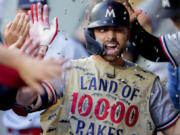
(103, 40, 119, 46)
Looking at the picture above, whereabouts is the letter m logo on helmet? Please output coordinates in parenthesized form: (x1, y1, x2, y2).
(162, 0, 171, 8)
(105, 6, 116, 18)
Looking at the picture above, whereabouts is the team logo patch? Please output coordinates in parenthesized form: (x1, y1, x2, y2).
(105, 6, 116, 18)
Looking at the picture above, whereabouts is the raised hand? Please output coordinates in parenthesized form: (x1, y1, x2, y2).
(114, 0, 142, 22)
(4, 13, 29, 47)
(28, 2, 58, 57)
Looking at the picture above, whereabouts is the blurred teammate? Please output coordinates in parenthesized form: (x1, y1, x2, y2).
(3, 1, 88, 135)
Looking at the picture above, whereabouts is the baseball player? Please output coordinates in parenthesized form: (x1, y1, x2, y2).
(15, 1, 180, 135)
(3, 0, 58, 134)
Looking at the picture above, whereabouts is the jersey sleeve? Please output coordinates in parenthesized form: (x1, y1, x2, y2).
(150, 78, 180, 131)
(129, 20, 168, 62)
(159, 32, 180, 67)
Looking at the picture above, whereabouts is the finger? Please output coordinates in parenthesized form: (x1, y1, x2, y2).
(62, 66, 72, 71)
(27, 10, 33, 26)
(4, 22, 13, 38)
(46, 58, 69, 66)
(13, 36, 24, 49)
(33, 3, 37, 22)
(19, 15, 29, 35)
(18, 23, 29, 49)
(124, 1, 134, 13)
(16, 13, 26, 33)
(20, 38, 32, 53)
(36, 46, 48, 59)
(36, 2, 42, 22)
(135, 9, 142, 17)
(31, 4, 35, 23)
(50, 66, 71, 79)
(58, 57, 70, 66)
(43, 4, 49, 26)
(21, 23, 29, 41)
(49, 17, 58, 44)
(31, 47, 39, 58)
(130, 10, 142, 22)
(28, 42, 40, 56)
(5, 22, 13, 31)
(9, 13, 21, 32)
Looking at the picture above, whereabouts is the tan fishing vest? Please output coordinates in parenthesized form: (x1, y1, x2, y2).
(41, 57, 157, 135)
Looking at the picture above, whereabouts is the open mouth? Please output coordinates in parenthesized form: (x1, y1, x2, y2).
(104, 43, 119, 54)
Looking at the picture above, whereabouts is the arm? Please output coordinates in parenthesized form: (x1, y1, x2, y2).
(121, 0, 169, 62)
(14, 65, 68, 115)
(14, 75, 66, 116)
(28, 3, 58, 58)
(150, 78, 180, 134)
(162, 118, 180, 135)
(129, 20, 168, 62)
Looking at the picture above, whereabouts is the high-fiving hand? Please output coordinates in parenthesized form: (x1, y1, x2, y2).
(114, 0, 142, 22)
(4, 13, 29, 47)
(28, 2, 58, 57)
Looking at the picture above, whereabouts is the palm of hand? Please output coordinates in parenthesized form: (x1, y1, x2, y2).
(29, 21, 52, 46)
(29, 3, 58, 46)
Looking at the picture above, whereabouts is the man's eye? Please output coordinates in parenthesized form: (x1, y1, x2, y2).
(99, 29, 105, 32)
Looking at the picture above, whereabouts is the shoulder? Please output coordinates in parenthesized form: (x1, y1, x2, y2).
(150, 78, 180, 131)
(161, 32, 180, 46)
(71, 57, 92, 66)
(125, 60, 158, 78)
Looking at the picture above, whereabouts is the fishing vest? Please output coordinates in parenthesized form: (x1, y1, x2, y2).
(41, 57, 157, 135)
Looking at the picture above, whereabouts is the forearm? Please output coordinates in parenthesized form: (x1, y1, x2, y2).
(14, 81, 57, 116)
(129, 20, 168, 62)
(0, 46, 24, 70)
(162, 118, 180, 135)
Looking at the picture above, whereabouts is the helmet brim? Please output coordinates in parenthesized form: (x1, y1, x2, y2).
(88, 19, 129, 29)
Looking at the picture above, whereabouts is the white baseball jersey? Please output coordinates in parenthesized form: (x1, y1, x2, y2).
(159, 31, 180, 67)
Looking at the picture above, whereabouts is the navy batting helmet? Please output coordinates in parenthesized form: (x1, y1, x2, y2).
(85, 1, 130, 55)
(88, 1, 130, 29)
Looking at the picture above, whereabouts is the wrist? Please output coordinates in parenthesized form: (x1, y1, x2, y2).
(9, 50, 27, 71)
(12, 82, 57, 116)
(38, 45, 49, 58)
(42, 81, 57, 104)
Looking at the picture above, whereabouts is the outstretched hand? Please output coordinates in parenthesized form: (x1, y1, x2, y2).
(115, 0, 142, 22)
(28, 3, 58, 48)
(4, 13, 29, 47)
(17, 57, 71, 94)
